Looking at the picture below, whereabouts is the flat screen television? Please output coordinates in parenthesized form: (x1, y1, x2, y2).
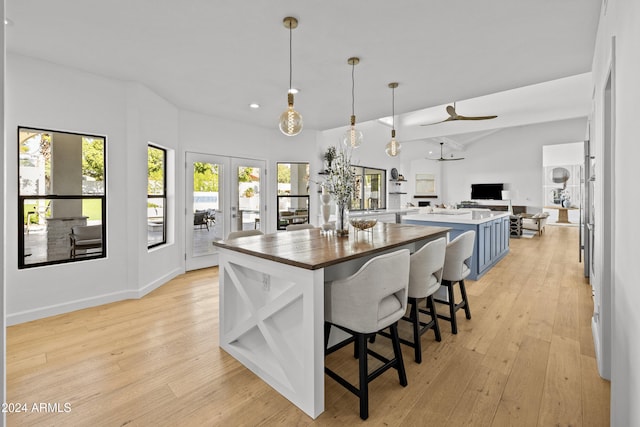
(471, 183, 504, 200)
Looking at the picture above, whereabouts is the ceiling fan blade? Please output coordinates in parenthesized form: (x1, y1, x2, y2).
(419, 116, 456, 126)
(445, 105, 457, 117)
(456, 114, 498, 120)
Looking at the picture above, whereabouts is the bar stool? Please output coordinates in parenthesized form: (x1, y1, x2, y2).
(324, 249, 410, 420)
(398, 237, 447, 363)
(434, 231, 475, 334)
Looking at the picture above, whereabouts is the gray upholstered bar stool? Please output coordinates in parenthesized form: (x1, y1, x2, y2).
(324, 249, 410, 420)
(226, 229, 264, 240)
(435, 230, 475, 334)
(400, 237, 447, 363)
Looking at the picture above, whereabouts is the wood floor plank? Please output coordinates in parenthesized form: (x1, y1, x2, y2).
(553, 286, 580, 340)
(6, 225, 610, 426)
(404, 346, 485, 420)
(447, 364, 508, 426)
(537, 334, 583, 427)
(491, 335, 551, 426)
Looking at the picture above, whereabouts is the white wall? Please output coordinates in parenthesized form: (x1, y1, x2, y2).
(4, 53, 323, 324)
(4, 54, 321, 324)
(400, 118, 588, 212)
(4, 54, 185, 324)
(543, 141, 584, 165)
(125, 83, 183, 295)
(6, 54, 129, 324)
(591, 0, 640, 425)
(1, 0, 7, 421)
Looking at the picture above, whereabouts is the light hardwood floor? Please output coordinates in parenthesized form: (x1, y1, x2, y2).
(7, 225, 610, 426)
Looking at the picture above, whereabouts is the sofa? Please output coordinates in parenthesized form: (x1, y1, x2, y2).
(522, 212, 550, 235)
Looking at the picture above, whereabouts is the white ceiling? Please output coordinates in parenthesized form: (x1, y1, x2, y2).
(6, 0, 601, 138)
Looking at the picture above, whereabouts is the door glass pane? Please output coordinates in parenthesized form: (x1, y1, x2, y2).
(237, 166, 261, 231)
(192, 161, 222, 256)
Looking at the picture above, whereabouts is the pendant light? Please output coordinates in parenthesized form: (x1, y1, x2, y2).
(278, 17, 303, 136)
(341, 57, 363, 148)
(385, 82, 402, 157)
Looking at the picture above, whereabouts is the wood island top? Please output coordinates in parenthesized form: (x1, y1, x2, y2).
(212, 223, 450, 270)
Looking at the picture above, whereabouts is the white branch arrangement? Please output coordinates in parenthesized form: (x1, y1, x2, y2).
(326, 146, 356, 207)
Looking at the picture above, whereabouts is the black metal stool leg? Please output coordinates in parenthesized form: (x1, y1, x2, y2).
(459, 280, 472, 320)
(427, 295, 442, 342)
(448, 282, 458, 334)
(358, 333, 369, 420)
(409, 299, 422, 363)
(389, 323, 408, 386)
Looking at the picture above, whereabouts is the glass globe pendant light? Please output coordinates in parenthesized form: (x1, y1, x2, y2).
(341, 57, 363, 148)
(278, 17, 303, 136)
(385, 82, 402, 157)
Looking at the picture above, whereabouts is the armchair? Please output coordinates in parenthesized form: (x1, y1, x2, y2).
(69, 225, 103, 258)
(522, 212, 549, 235)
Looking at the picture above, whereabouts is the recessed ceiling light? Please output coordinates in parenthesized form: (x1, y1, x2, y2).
(288, 88, 299, 94)
(4, 18, 13, 26)
(428, 151, 433, 154)
(249, 103, 260, 109)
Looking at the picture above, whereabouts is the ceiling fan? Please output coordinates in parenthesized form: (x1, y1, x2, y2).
(428, 142, 465, 161)
(420, 103, 497, 126)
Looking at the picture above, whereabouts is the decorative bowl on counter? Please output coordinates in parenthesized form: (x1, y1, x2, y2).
(349, 217, 377, 231)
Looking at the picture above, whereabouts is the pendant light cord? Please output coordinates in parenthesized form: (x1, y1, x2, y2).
(288, 24, 293, 90)
(351, 62, 355, 116)
(392, 86, 395, 131)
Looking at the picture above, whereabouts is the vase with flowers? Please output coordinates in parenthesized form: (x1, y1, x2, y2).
(326, 146, 356, 236)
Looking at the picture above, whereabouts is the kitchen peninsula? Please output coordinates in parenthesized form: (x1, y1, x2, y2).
(402, 209, 511, 280)
(212, 223, 449, 418)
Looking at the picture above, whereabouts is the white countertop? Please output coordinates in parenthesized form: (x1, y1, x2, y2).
(349, 208, 419, 218)
(403, 210, 511, 225)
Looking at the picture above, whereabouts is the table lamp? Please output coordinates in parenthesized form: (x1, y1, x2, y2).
(501, 190, 513, 213)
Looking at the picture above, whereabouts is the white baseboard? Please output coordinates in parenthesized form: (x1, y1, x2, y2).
(136, 267, 184, 298)
(6, 267, 184, 326)
(592, 316, 610, 380)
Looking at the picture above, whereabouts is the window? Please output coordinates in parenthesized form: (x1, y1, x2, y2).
(350, 166, 386, 211)
(18, 127, 106, 268)
(148, 145, 167, 248)
(277, 162, 310, 230)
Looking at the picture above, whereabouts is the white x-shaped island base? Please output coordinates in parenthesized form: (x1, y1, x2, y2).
(213, 223, 449, 419)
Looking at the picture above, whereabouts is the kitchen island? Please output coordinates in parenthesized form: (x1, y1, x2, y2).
(402, 210, 511, 280)
(342, 208, 419, 224)
(212, 223, 449, 419)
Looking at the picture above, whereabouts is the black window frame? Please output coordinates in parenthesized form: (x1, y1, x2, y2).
(147, 144, 167, 249)
(18, 126, 107, 269)
(350, 165, 387, 211)
(276, 162, 310, 230)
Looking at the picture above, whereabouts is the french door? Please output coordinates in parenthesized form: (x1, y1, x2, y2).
(185, 153, 265, 271)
